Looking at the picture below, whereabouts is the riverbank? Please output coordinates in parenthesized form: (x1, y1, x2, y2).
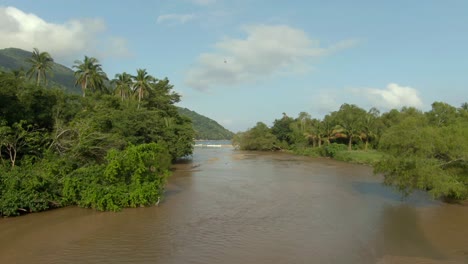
(290, 147, 385, 166)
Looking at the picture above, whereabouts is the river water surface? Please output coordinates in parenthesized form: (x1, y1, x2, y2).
(1, 147, 467, 263)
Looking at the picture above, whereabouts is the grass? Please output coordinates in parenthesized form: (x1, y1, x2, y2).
(290, 147, 323, 158)
(333, 150, 385, 166)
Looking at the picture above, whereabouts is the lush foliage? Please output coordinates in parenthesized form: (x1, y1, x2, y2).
(62, 143, 171, 211)
(0, 50, 195, 216)
(375, 104, 468, 199)
(234, 102, 468, 201)
(233, 122, 278, 151)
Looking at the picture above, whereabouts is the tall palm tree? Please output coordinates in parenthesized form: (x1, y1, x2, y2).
(73, 56, 108, 97)
(26, 48, 53, 86)
(132, 69, 156, 109)
(361, 107, 380, 151)
(111, 72, 133, 101)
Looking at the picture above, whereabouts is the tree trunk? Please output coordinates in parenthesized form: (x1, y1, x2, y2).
(318, 136, 322, 147)
(348, 135, 352, 151)
(138, 88, 142, 109)
(36, 71, 40, 86)
(83, 77, 88, 97)
(365, 138, 369, 151)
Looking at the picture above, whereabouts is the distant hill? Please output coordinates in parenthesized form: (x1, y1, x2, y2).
(178, 107, 234, 140)
(0, 47, 80, 94)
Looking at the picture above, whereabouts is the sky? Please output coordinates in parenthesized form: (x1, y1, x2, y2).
(0, 0, 467, 132)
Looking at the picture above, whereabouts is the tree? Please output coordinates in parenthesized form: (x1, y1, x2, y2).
(426, 101, 458, 127)
(26, 48, 53, 86)
(289, 112, 313, 148)
(376, 114, 468, 199)
(73, 56, 108, 97)
(361, 107, 380, 151)
(271, 113, 294, 145)
(111, 72, 133, 101)
(234, 122, 278, 151)
(132, 69, 156, 109)
(333, 104, 366, 150)
(321, 114, 336, 146)
(0, 120, 46, 168)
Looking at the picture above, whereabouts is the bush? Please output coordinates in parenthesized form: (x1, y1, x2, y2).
(324, 143, 348, 157)
(0, 158, 68, 216)
(62, 143, 171, 211)
(292, 147, 324, 157)
(334, 150, 384, 165)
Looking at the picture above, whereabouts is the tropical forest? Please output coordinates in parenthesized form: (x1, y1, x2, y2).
(0, 48, 194, 216)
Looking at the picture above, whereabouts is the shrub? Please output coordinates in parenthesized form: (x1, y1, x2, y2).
(62, 143, 171, 211)
(324, 143, 348, 157)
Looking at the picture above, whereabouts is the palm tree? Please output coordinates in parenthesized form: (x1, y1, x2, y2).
(334, 104, 367, 151)
(132, 69, 156, 109)
(111, 72, 133, 101)
(361, 107, 380, 151)
(26, 48, 53, 86)
(73, 56, 108, 97)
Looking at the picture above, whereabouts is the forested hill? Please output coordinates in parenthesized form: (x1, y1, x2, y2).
(178, 107, 234, 140)
(0, 48, 80, 94)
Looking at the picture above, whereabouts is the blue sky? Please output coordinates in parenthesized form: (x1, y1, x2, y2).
(1, 0, 467, 131)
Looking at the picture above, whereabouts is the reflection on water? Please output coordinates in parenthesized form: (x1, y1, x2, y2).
(0, 148, 467, 264)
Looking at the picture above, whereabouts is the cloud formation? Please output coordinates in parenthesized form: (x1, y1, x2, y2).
(0, 6, 130, 64)
(365, 83, 423, 109)
(185, 24, 357, 90)
(157, 13, 195, 24)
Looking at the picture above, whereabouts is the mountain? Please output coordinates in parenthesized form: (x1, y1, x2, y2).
(0, 47, 80, 94)
(178, 107, 234, 140)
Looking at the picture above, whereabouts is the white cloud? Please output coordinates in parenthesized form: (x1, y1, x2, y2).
(185, 24, 357, 90)
(157, 13, 195, 24)
(365, 83, 423, 109)
(0, 6, 130, 64)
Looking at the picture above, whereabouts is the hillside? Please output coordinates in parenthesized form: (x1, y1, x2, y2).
(178, 107, 234, 140)
(0, 47, 80, 94)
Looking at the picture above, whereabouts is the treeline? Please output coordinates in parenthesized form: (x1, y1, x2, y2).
(233, 103, 468, 200)
(0, 49, 194, 216)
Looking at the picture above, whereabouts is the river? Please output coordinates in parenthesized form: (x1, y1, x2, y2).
(1, 147, 467, 263)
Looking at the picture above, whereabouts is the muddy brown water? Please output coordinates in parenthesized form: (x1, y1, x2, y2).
(1, 147, 467, 264)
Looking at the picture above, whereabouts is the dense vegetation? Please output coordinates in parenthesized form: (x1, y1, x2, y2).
(0, 49, 194, 216)
(0, 48, 232, 140)
(177, 107, 234, 140)
(233, 103, 468, 200)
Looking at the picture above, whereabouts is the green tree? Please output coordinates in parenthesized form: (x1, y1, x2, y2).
(376, 113, 468, 199)
(26, 48, 53, 86)
(111, 72, 133, 101)
(333, 104, 366, 150)
(271, 113, 294, 146)
(426, 101, 458, 127)
(132, 69, 156, 109)
(234, 122, 278, 151)
(73, 56, 108, 97)
(361, 107, 380, 151)
(321, 114, 336, 146)
(0, 120, 47, 168)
